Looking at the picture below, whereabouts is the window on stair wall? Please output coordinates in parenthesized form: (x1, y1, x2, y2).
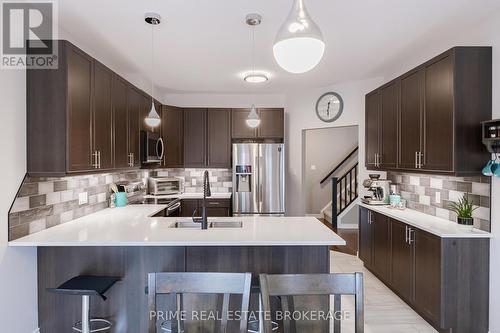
(302, 125, 359, 216)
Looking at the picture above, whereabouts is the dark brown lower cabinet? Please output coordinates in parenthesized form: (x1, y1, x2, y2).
(390, 219, 414, 302)
(414, 228, 441, 325)
(371, 212, 390, 282)
(180, 199, 231, 217)
(359, 207, 490, 333)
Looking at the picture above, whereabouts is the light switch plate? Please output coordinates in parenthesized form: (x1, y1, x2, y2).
(79, 192, 88, 205)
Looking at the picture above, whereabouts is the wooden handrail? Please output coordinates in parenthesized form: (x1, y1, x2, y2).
(320, 146, 359, 185)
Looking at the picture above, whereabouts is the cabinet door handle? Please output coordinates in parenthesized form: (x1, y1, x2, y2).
(415, 151, 418, 169)
(92, 151, 98, 169)
(98, 151, 101, 169)
(419, 152, 424, 169)
(405, 226, 409, 244)
(408, 228, 415, 244)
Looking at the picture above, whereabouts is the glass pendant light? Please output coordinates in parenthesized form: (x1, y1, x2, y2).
(273, 0, 325, 74)
(245, 14, 262, 128)
(144, 13, 161, 128)
(246, 104, 261, 128)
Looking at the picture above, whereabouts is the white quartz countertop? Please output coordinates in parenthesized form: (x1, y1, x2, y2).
(9, 205, 345, 247)
(143, 192, 232, 200)
(359, 203, 491, 238)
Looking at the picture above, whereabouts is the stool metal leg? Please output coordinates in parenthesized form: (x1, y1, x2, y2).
(82, 295, 90, 333)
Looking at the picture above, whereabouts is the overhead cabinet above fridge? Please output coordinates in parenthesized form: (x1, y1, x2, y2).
(365, 46, 492, 176)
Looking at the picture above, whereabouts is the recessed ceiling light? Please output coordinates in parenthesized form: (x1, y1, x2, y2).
(244, 73, 269, 83)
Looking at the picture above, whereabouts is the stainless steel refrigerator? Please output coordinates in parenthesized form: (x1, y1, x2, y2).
(232, 143, 285, 215)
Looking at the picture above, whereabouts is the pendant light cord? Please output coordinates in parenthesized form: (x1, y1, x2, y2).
(151, 20, 154, 104)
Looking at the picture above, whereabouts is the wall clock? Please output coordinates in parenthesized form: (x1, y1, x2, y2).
(315, 92, 344, 123)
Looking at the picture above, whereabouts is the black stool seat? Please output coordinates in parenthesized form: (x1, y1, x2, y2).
(47, 275, 120, 300)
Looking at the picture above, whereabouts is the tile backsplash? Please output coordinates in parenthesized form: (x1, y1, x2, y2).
(387, 172, 491, 231)
(8, 168, 232, 240)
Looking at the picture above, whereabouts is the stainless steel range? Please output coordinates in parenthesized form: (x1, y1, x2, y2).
(232, 143, 285, 216)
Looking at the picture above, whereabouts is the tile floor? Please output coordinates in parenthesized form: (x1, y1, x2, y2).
(330, 251, 437, 333)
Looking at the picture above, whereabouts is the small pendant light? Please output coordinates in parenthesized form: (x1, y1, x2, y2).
(144, 13, 161, 128)
(245, 14, 262, 128)
(273, 0, 325, 74)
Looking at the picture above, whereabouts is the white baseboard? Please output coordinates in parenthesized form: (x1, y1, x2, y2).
(305, 213, 323, 218)
(33, 328, 40, 333)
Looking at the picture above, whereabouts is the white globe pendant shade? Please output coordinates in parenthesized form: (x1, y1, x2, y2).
(273, 0, 325, 74)
(246, 105, 261, 128)
(145, 102, 161, 127)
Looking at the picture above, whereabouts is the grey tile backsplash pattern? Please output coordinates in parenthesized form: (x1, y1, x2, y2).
(8, 168, 232, 241)
(387, 172, 491, 231)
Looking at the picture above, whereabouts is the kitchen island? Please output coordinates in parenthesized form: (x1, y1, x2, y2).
(10, 205, 345, 333)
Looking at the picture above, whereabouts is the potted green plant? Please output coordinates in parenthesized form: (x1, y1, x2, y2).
(449, 193, 477, 228)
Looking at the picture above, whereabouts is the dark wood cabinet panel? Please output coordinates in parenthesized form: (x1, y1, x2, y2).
(232, 108, 257, 139)
(364, 47, 491, 176)
(93, 62, 113, 170)
(390, 220, 414, 302)
(207, 109, 231, 168)
(162, 106, 184, 167)
(257, 108, 284, 139)
(423, 55, 454, 172)
(127, 87, 142, 167)
(371, 212, 390, 281)
(360, 208, 490, 332)
(399, 70, 422, 170)
(358, 207, 373, 266)
(379, 82, 399, 169)
(67, 45, 93, 172)
(112, 76, 129, 169)
(365, 91, 380, 169)
(414, 229, 441, 325)
(184, 108, 207, 168)
(181, 199, 199, 217)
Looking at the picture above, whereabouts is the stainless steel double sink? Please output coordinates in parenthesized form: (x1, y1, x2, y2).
(169, 220, 243, 229)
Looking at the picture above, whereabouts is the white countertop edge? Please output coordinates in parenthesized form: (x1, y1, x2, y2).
(358, 203, 491, 238)
(143, 193, 232, 200)
(9, 240, 346, 247)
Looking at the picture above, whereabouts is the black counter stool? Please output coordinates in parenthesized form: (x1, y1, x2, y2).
(47, 275, 120, 333)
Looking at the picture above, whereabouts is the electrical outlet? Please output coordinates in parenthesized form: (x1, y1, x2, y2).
(79, 192, 88, 205)
(435, 191, 441, 204)
(310, 165, 317, 170)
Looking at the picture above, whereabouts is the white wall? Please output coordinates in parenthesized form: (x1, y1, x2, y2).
(373, 9, 500, 332)
(284, 77, 384, 216)
(0, 71, 38, 331)
(303, 126, 358, 214)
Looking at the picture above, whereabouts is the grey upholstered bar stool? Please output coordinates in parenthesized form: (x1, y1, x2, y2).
(148, 272, 252, 333)
(259, 272, 364, 333)
(47, 275, 120, 333)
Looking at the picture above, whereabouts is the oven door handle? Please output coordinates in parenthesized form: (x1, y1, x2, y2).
(157, 137, 165, 160)
(166, 202, 181, 215)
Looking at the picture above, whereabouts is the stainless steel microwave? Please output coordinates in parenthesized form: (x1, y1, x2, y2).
(141, 130, 164, 163)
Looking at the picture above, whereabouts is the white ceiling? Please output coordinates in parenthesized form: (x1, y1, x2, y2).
(58, 0, 500, 95)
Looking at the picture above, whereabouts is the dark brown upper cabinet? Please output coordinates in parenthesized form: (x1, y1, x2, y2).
(184, 108, 207, 168)
(126, 86, 142, 167)
(162, 105, 184, 167)
(184, 108, 232, 168)
(207, 109, 231, 168)
(379, 81, 399, 169)
(365, 90, 381, 169)
(257, 108, 284, 139)
(112, 75, 129, 169)
(92, 61, 113, 170)
(232, 108, 284, 140)
(365, 46, 491, 175)
(399, 69, 423, 170)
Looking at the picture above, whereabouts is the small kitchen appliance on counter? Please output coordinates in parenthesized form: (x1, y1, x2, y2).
(361, 174, 391, 205)
(148, 177, 183, 196)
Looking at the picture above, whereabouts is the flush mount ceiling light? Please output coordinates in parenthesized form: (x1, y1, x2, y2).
(244, 73, 269, 83)
(144, 12, 161, 128)
(273, 0, 325, 74)
(245, 13, 263, 128)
